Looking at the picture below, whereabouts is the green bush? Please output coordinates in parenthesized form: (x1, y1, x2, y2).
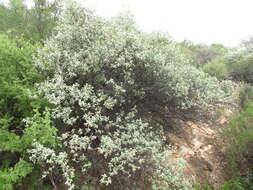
(220, 176, 253, 190)
(226, 48, 253, 84)
(194, 176, 253, 190)
(223, 101, 253, 159)
(220, 88, 253, 190)
(0, 34, 52, 189)
(0, 160, 33, 190)
(202, 60, 228, 80)
(237, 84, 253, 108)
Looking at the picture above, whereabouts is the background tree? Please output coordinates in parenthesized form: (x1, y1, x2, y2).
(29, 0, 63, 40)
(0, 0, 62, 42)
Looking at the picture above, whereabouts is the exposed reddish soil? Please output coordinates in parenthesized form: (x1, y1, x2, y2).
(167, 109, 233, 189)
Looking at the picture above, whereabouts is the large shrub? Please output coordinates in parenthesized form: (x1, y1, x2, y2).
(31, 2, 235, 190)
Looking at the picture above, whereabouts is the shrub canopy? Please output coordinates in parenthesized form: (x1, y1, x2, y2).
(30, 2, 235, 190)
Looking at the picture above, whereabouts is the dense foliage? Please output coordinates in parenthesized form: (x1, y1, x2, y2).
(1, 1, 250, 190)
(226, 49, 253, 84)
(27, 2, 235, 189)
(0, 34, 51, 189)
(202, 60, 228, 80)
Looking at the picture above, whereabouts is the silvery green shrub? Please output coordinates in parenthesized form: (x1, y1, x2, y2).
(29, 2, 234, 189)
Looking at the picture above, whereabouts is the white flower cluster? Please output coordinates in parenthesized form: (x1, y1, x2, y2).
(28, 141, 75, 190)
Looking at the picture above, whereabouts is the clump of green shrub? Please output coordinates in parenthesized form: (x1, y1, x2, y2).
(202, 60, 228, 80)
(225, 46, 253, 84)
(223, 101, 253, 160)
(0, 34, 52, 189)
(220, 176, 253, 190)
(194, 175, 253, 190)
(0, 34, 36, 189)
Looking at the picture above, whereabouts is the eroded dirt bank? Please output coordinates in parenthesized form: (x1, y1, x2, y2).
(166, 109, 233, 189)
